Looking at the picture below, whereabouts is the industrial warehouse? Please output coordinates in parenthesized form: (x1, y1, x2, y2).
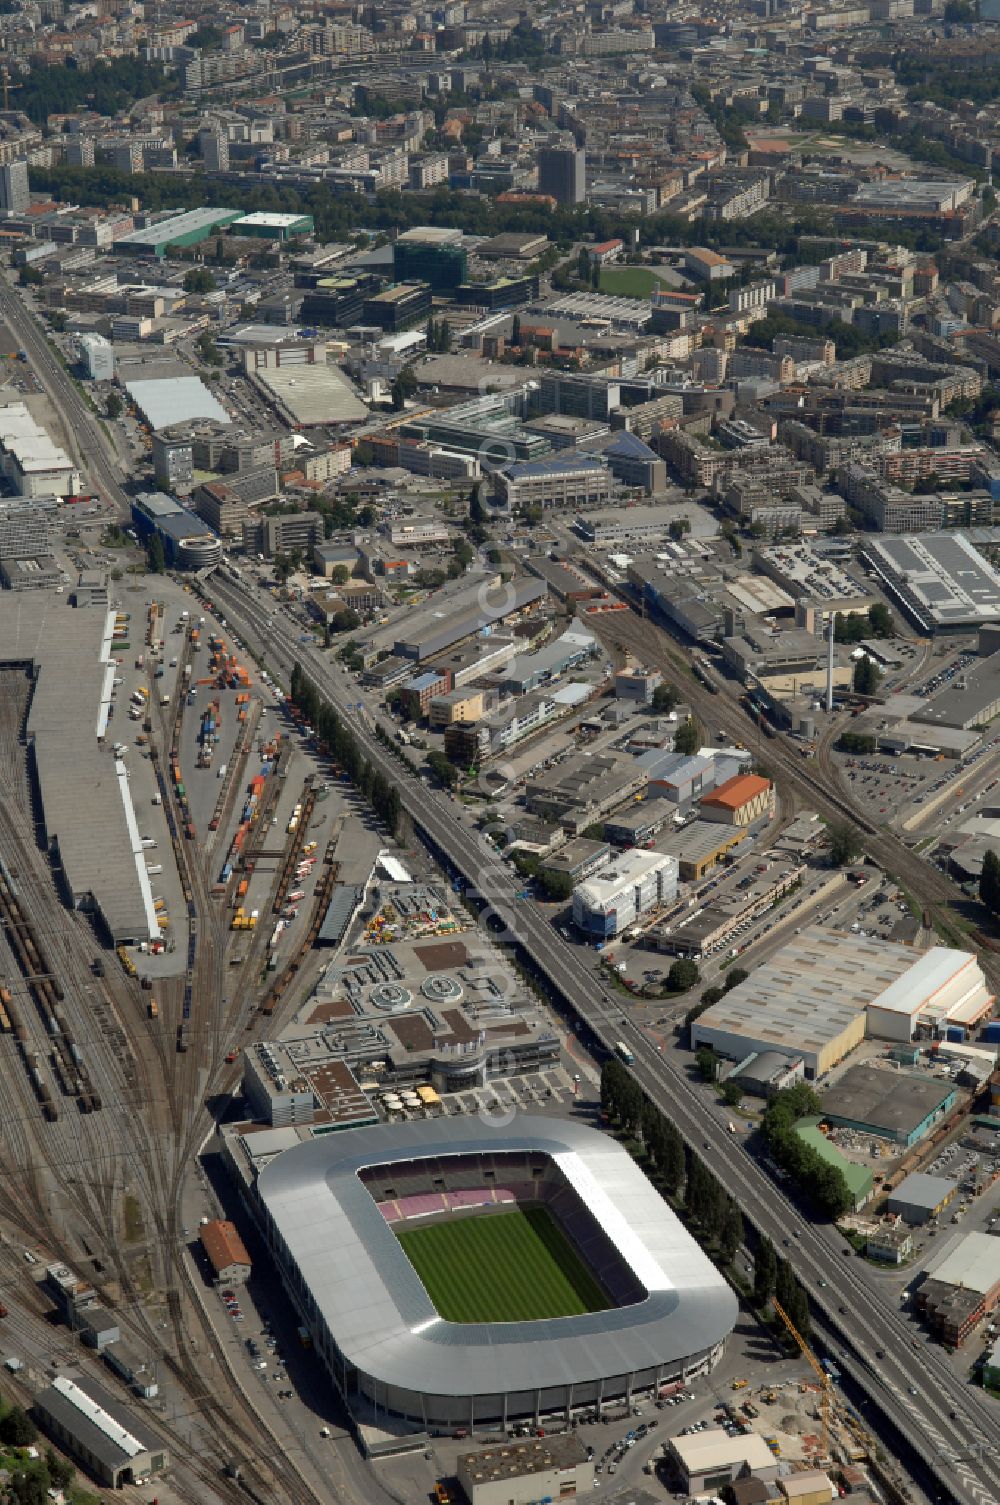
(691, 929, 992, 1077)
(862, 532, 1000, 634)
(0, 594, 159, 944)
(393, 574, 548, 663)
(254, 1117, 737, 1429)
(820, 1064, 957, 1147)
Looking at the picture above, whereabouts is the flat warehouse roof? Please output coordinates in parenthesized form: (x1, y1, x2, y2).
(660, 819, 746, 862)
(891, 1171, 958, 1210)
(671, 1425, 775, 1470)
(869, 946, 986, 1020)
(114, 207, 240, 249)
(0, 597, 156, 942)
(251, 363, 369, 426)
(821, 1064, 954, 1136)
(865, 532, 1000, 629)
(233, 212, 313, 229)
(125, 377, 231, 431)
(691, 927, 916, 1053)
(913, 653, 1000, 729)
(926, 1231, 1000, 1294)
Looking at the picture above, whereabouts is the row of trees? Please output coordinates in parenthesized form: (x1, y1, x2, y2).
(684, 966, 749, 1027)
(425, 318, 453, 353)
(600, 1059, 810, 1334)
(289, 662, 401, 836)
(30, 163, 841, 270)
(762, 1083, 854, 1219)
(146, 533, 166, 574)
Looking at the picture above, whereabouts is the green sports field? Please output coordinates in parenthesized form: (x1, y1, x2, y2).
(599, 265, 668, 298)
(396, 1207, 611, 1323)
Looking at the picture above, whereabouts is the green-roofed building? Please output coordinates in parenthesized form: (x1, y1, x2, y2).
(794, 1117, 873, 1210)
(114, 207, 243, 258)
(230, 211, 314, 241)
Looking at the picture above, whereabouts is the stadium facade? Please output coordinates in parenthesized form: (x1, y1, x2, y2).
(255, 1116, 737, 1429)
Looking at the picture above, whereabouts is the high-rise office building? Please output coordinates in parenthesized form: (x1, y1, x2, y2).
(538, 144, 586, 205)
(199, 130, 229, 173)
(0, 160, 30, 214)
(66, 138, 96, 168)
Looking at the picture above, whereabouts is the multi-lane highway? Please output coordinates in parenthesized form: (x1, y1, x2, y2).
(5, 251, 995, 1500)
(207, 569, 999, 1505)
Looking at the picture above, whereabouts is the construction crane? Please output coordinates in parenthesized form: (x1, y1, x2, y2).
(772, 1299, 831, 1459)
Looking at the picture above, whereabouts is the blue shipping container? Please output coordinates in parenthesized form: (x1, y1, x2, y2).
(982, 1021, 1000, 1043)
(945, 1026, 966, 1043)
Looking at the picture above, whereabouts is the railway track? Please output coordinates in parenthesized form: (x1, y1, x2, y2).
(147, 664, 333, 1505)
(0, 664, 330, 1503)
(589, 607, 987, 959)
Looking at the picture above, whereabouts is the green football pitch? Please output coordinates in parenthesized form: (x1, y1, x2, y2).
(396, 1206, 612, 1323)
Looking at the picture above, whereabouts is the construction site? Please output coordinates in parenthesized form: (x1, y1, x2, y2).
(698, 1300, 913, 1505)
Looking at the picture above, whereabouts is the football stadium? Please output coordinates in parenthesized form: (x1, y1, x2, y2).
(256, 1116, 737, 1429)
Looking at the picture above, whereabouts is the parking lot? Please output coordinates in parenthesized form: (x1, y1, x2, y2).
(841, 755, 938, 815)
(594, 1412, 663, 1481)
(911, 649, 979, 700)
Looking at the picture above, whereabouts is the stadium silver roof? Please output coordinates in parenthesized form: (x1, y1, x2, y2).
(257, 1116, 737, 1401)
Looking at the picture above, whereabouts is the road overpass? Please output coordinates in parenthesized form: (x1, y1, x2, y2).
(207, 569, 1000, 1505)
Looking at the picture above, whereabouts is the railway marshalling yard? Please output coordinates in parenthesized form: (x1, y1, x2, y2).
(0, 577, 379, 1505)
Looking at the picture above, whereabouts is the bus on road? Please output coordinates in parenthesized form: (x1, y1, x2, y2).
(614, 1041, 634, 1065)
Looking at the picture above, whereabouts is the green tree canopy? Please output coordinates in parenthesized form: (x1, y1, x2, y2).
(537, 869, 573, 901)
(980, 848, 1000, 917)
(652, 682, 681, 715)
(753, 1235, 777, 1305)
(426, 749, 460, 788)
(762, 1084, 853, 1220)
(146, 533, 165, 575)
(667, 957, 700, 993)
(183, 266, 216, 294)
(696, 1046, 718, 1081)
(853, 655, 882, 695)
(827, 820, 860, 867)
(0, 1407, 37, 1447)
(673, 716, 701, 756)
